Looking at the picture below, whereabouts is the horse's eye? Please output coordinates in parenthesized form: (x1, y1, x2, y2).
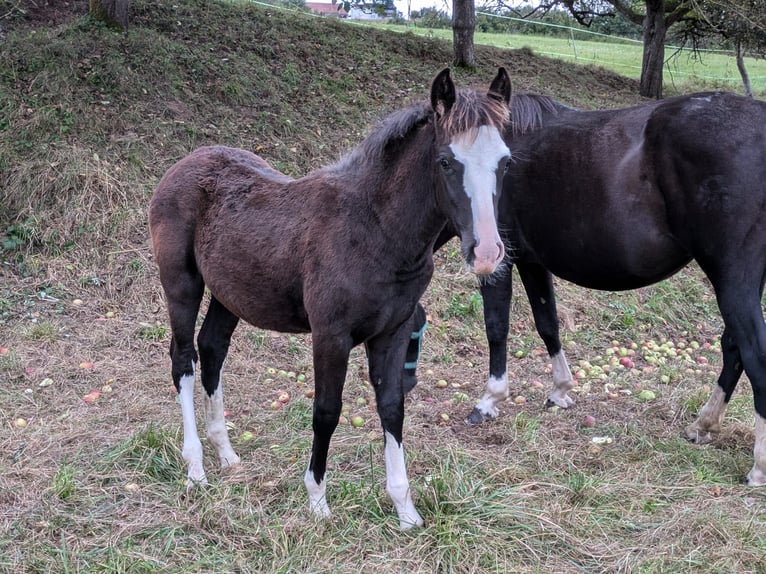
(439, 157, 452, 171)
(503, 158, 512, 173)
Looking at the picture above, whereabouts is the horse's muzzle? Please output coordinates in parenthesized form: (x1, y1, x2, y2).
(471, 240, 505, 275)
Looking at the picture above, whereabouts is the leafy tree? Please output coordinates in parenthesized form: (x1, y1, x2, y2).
(487, 0, 699, 98)
(687, 0, 766, 96)
(453, 0, 477, 67)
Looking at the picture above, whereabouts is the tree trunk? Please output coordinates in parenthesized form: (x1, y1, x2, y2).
(452, 0, 475, 68)
(735, 40, 753, 98)
(89, 0, 130, 30)
(640, 0, 665, 99)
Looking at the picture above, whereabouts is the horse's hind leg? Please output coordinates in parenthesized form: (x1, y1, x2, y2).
(402, 303, 427, 394)
(159, 261, 206, 486)
(518, 262, 574, 408)
(367, 323, 424, 529)
(712, 284, 766, 485)
(684, 327, 744, 444)
(197, 297, 241, 470)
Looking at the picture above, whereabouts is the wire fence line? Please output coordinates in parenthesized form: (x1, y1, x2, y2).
(238, 0, 766, 90)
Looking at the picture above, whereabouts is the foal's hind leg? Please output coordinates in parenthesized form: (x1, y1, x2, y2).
(684, 327, 744, 444)
(161, 266, 206, 486)
(197, 297, 241, 470)
(368, 323, 424, 529)
(518, 263, 574, 408)
(402, 303, 427, 394)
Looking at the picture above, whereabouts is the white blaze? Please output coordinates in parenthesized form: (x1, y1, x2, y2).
(449, 125, 509, 273)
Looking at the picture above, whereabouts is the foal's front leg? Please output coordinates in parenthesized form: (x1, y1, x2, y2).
(304, 334, 352, 519)
(368, 326, 424, 529)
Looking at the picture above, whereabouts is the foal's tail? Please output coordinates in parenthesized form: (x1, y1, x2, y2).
(148, 151, 214, 365)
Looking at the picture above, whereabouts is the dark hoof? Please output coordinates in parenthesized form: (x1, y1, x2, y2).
(465, 407, 489, 426)
(402, 374, 418, 394)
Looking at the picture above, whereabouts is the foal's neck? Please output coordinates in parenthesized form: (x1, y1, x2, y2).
(365, 132, 445, 270)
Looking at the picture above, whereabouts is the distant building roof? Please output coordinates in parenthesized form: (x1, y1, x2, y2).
(306, 2, 348, 17)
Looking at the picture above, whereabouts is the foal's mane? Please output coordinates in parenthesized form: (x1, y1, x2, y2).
(331, 88, 511, 175)
(509, 93, 569, 136)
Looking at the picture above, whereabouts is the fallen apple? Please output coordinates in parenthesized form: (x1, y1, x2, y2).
(13, 417, 27, 429)
(582, 415, 596, 427)
(240, 431, 255, 441)
(277, 391, 290, 404)
(83, 390, 101, 403)
(0, 346, 9, 356)
(304, 389, 315, 399)
(350, 415, 365, 428)
(434, 379, 448, 389)
(638, 389, 656, 401)
(79, 361, 94, 369)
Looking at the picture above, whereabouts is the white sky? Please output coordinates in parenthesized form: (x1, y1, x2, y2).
(393, 0, 452, 16)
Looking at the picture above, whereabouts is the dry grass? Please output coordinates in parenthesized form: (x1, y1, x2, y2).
(1, 1, 766, 572)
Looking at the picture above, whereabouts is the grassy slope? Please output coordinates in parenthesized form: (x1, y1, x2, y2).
(1, 2, 765, 573)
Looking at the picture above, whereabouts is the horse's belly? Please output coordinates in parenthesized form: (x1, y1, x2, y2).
(522, 229, 690, 291)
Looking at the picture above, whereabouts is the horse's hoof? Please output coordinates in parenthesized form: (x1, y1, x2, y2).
(545, 395, 575, 409)
(682, 427, 714, 445)
(465, 407, 491, 426)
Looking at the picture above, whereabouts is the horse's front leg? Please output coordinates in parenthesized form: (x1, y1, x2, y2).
(367, 324, 424, 529)
(467, 267, 513, 425)
(304, 334, 352, 519)
(517, 262, 574, 408)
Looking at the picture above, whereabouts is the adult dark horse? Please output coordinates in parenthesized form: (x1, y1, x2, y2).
(449, 91, 766, 486)
(148, 68, 512, 528)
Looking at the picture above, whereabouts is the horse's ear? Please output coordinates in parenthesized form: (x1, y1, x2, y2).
(431, 68, 456, 118)
(488, 67, 512, 106)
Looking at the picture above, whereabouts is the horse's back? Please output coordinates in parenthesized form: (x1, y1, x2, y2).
(506, 100, 688, 289)
(643, 92, 766, 273)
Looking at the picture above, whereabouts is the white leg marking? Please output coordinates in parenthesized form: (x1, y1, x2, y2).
(384, 431, 423, 529)
(747, 414, 766, 486)
(475, 373, 509, 418)
(684, 385, 727, 444)
(304, 469, 331, 519)
(204, 373, 240, 469)
(548, 351, 575, 408)
(179, 366, 207, 488)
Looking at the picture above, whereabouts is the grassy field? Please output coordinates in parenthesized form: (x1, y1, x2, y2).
(365, 20, 766, 96)
(1, 1, 765, 572)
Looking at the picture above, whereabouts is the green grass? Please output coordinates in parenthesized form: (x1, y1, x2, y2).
(365, 21, 766, 96)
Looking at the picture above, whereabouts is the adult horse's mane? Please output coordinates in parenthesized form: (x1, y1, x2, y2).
(332, 89, 510, 175)
(509, 93, 569, 136)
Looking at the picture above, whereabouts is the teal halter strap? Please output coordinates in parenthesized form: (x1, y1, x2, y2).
(403, 322, 427, 370)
